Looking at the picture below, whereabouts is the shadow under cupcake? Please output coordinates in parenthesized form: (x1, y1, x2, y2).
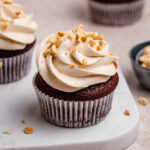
(88, 0, 145, 26)
(0, 0, 37, 83)
(33, 25, 119, 128)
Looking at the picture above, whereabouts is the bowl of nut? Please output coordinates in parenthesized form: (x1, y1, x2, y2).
(130, 41, 150, 90)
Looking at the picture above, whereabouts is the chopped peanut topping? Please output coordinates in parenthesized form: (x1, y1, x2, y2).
(139, 97, 148, 106)
(65, 51, 68, 55)
(97, 45, 101, 51)
(10, 20, 14, 24)
(21, 120, 26, 124)
(73, 24, 84, 33)
(68, 35, 73, 40)
(3, 128, 13, 134)
(82, 59, 87, 66)
(114, 62, 118, 69)
(79, 24, 84, 29)
(47, 37, 53, 43)
(81, 36, 87, 42)
(58, 32, 65, 37)
(3, 0, 14, 4)
(84, 43, 87, 48)
(0, 62, 3, 67)
(89, 40, 96, 47)
(94, 35, 103, 40)
(70, 64, 76, 68)
(109, 53, 114, 56)
(15, 11, 21, 16)
(75, 34, 80, 44)
(24, 127, 34, 134)
(71, 47, 77, 54)
(88, 33, 96, 39)
(124, 110, 130, 116)
(50, 45, 57, 56)
(55, 36, 62, 48)
(1, 23, 8, 30)
(43, 48, 49, 57)
(100, 40, 104, 46)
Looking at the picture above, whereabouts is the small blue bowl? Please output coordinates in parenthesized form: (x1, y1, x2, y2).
(130, 41, 150, 91)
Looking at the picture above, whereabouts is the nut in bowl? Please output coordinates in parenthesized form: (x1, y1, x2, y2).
(130, 41, 150, 91)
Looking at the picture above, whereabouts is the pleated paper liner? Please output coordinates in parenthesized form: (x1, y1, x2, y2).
(33, 74, 115, 128)
(0, 47, 34, 84)
(88, 0, 144, 26)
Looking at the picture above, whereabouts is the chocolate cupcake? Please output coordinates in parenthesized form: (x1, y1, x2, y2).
(0, 0, 37, 83)
(88, 0, 145, 26)
(33, 25, 119, 128)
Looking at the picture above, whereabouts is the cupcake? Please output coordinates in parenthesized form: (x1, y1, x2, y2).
(33, 25, 119, 128)
(88, 0, 145, 26)
(0, 0, 37, 83)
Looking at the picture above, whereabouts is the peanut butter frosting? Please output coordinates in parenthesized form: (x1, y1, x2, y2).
(36, 25, 118, 92)
(0, 0, 37, 50)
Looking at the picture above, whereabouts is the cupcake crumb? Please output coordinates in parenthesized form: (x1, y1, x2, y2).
(24, 127, 34, 134)
(0, 62, 3, 67)
(139, 97, 148, 106)
(21, 120, 26, 124)
(3, 128, 13, 135)
(124, 110, 130, 116)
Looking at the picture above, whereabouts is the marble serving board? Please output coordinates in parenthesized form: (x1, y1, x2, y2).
(0, 50, 139, 150)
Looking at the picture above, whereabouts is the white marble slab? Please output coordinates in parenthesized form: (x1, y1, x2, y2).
(0, 50, 139, 150)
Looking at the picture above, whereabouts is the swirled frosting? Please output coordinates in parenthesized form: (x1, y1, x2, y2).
(0, 0, 37, 50)
(36, 25, 118, 92)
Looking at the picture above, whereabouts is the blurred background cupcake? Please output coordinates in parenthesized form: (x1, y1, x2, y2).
(88, 0, 145, 26)
(33, 25, 119, 128)
(0, 0, 37, 83)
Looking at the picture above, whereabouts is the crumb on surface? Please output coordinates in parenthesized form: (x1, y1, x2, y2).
(124, 110, 130, 116)
(24, 127, 34, 134)
(21, 120, 26, 124)
(3, 128, 13, 134)
(139, 97, 148, 106)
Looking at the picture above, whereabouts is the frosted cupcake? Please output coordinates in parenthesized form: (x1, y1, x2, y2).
(0, 0, 37, 83)
(33, 25, 119, 128)
(88, 0, 145, 26)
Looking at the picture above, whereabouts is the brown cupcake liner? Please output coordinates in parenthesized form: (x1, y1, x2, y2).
(88, 0, 144, 26)
(0, 48, 34, 84)
(33, 75, 114, 128)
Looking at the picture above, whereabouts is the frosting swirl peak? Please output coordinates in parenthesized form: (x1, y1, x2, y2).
(36, 25, 118, 92)
(0, 0, 37, 50)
